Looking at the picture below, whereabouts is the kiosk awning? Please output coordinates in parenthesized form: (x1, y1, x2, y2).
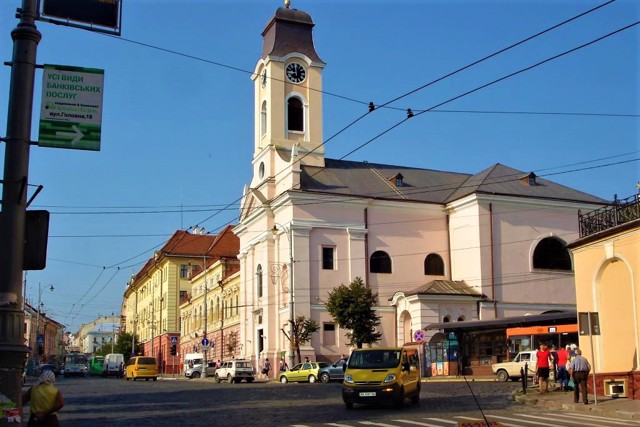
(424, 311, 577, 332)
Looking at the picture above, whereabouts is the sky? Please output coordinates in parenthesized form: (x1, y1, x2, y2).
(0, 0, 638, 335)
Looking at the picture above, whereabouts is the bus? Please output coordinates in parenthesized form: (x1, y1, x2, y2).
(89, 355, 105, 376)
(64, 353, 88, 377)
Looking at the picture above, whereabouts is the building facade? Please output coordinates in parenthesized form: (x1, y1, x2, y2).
(122, 226, 239, 374)
(569, 194, 640, 399)
(234, 5, 609, 377)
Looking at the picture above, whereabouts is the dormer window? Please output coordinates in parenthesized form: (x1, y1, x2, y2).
(392, 173, 404, 187)
(522, 172, 537, 186)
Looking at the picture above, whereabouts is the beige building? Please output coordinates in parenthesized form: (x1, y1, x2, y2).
(569, 194, 640, 400)
(179, 256, 241, 366)
(122, 226, 238, 374)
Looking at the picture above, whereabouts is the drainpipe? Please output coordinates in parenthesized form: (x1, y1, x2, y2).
(364, 208, 369, 285)
(489, 203, 497, 318)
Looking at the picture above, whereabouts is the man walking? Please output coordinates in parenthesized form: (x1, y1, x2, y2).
(569, 348, 591, 404)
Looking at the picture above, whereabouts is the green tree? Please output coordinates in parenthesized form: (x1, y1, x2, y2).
(291, 315, 320, 364)
(326, 277, 382, 348)
(95, 331, 141, 360)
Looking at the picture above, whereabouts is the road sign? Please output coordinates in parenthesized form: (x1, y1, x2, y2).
(201, 345, 210, 352)
(201, 338, 209, 346)
(413, 329, 424, 342)
(36, 335, 44, 344)
(41, 0, 122, 34)
(38, 64, 105, 151)
(170, 336, 178, 344)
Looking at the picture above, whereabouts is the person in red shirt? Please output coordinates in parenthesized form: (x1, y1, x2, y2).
(535, 342, 552, 394)
(556, 345, 570, 391)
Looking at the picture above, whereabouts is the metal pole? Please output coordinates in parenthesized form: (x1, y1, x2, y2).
(203, 255, 208, 378)
(288, 226, 295, 370)
(588, 313, 598, 405)
(0, 0, 41, 419)
(111, 312, 115, 353)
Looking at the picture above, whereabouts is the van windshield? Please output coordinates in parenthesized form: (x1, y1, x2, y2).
(348, 350, 401, 369)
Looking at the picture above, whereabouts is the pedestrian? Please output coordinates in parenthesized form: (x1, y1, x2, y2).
(304, 356, 310, 363)
(279, 358, 288, 372)
(535, 342, 552, 394)
(22, 370, 64, 427)
(556, 345, 570, 391)
(550, 345, 558, 382)
(262, 358, 271, 378)
(569, 348, 591, 404)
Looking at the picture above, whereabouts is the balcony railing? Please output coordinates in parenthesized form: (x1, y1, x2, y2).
(578, 194, 640, 238)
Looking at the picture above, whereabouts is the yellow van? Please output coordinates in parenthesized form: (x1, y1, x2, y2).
(124, 356, 158, 381)
(342, 345, 421, 409)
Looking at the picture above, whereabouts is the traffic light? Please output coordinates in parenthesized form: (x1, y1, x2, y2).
(170, 344, 177, 356)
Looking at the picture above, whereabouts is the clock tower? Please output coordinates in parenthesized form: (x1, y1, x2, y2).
(250, 4, 325, 195)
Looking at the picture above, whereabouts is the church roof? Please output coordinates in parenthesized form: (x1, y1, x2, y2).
(405, 280, 484, 298)
(299, 158, 607, 206)
(261, 7, 324, 64)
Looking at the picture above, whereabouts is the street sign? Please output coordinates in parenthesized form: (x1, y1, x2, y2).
(36, 335, 44, 344)
(201, 338, 209, 346)
(38, 64, 105, 151)
(40, 0, 122, 35)
(201, 345, 210, 352)
(413, 329, 425, 343)
(170, 336, 178, 344)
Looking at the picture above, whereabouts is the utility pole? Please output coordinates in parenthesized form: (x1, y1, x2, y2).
(0, 0, 41, 420)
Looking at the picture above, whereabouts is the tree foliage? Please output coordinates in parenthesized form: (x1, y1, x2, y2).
(291, 315, 320, 364)
(96, 331, 141, 360)
(325, 277, 382, 348)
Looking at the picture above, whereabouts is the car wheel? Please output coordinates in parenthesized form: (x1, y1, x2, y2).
(153, 377, 157, 381)
(496, 369, 509, 382)
(246, 378, 254, 383)
(215, 374, 221, 384)
(320, 373, 330, 383)
(280, 376, 288, 384)
(308, 375, 316, 383)
(192, 371, 201, 379)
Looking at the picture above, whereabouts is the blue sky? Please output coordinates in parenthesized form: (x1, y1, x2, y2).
(1, 0, 638, 334)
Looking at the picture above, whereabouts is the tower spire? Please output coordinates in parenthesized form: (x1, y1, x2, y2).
(284, 0, 290, 9)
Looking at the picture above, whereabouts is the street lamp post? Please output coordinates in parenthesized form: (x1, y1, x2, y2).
(132, 314, 138, 356)
(271, 224, 295, 370)
(33, 284, 54, 364)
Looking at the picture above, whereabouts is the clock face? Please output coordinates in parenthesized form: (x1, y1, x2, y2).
(285, 62, 306, 84)
(261, 69, 267, 88)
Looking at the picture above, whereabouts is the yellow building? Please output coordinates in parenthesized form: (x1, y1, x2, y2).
(179, 257, 241, 369)
(122, 226, 238, 374)
(569, 194, 640, 400)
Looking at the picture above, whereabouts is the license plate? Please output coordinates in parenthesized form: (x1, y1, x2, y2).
(359, 392, 376, 397)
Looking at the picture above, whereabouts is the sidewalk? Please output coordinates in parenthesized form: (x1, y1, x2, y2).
(513, 381, 640, 421)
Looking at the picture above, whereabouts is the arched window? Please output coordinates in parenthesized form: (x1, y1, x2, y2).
(256, 264, 263, 298)
(370, 250, 392, 273)
(533, 237, 572, 271)
(287, 96, 304, 132)
(424, 253, 445, 275)
(260, 101, 267, 137)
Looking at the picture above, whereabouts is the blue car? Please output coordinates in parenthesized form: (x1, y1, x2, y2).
(318, 358, 347, 383)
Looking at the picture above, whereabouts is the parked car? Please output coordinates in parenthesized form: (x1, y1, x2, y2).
(318, 358, 347, 383)
(124, 356, 157, 381)
(186, 361, 217, 379)
(279, 362, 327, 384)
(214, 359, 255, 383)
(491, 350, 554, 382)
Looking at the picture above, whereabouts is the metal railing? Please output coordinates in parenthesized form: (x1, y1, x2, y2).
(578, 194, 640, 238)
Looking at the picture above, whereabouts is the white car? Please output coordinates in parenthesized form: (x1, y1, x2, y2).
(214, 359, 255, 383)
(492, 350, 555, 382)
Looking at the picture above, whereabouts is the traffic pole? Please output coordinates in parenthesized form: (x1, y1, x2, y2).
(0, 0, 41, 423)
